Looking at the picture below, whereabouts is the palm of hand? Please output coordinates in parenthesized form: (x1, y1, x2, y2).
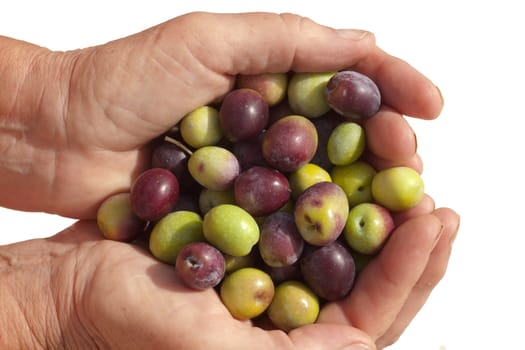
(72, 223, 232, 349)
(33, 40, 228, 219)
(61, 221, 376, 350)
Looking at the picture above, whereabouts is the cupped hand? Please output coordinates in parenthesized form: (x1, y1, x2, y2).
(44, 220, 375, 350)
(39, 203, 458, 350)
(4, 11, 442, 218)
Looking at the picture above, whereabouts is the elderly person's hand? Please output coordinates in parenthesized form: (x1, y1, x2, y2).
(0, 12, 441, 219)
(0, 12, 459, 350)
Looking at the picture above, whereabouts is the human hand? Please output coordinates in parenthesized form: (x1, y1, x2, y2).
(48, 221, 379, 349)
(0, 11, 459, 349)
(0, 206, 458, 350)
(0, 12, 442, 219)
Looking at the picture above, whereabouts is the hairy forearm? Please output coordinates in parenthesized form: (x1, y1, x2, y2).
(0, 36, 72, 212)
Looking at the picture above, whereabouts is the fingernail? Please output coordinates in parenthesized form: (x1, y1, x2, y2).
(433, 223, 445, 249)
(337, 29, 370, 40)
(449, 214, 461, 245)
(435, 85, 444, 106)
(339, 343, 373, 350)
(413, 130, 418, 152)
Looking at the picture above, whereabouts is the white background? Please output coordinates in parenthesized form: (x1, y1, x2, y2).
(1, 1, 523, 349)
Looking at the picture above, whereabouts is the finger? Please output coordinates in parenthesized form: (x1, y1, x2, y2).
(158, 12, 375, 117)
(362, 152, 423, 173)
(317, 214, 443, 340)
(171, 12, 376, 75)
(362, 108, 417, 162)
(195, 315, 377, 350)
(289, 323, 377, 350)
(354, 46, 443, 119)
(376, 208, 460, 348)
(391, 194, 435, 226)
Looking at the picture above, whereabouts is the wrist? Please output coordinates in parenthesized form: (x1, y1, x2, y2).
(0, 36, 77, 213)
(0, 238, 61, 349)
(0, 230, 101, 349)
(0, 36, 68, 124)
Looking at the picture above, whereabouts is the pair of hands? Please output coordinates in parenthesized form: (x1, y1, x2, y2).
(0, 12, 459, 350)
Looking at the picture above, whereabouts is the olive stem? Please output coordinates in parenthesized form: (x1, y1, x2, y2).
(164, 135, 193, 155)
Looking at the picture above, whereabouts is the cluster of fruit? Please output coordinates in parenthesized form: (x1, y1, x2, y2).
(96, 70, 425, 332)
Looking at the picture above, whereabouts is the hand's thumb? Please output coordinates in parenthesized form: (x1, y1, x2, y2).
(288, 323, 376, 350)
(169, 12, 375, 75)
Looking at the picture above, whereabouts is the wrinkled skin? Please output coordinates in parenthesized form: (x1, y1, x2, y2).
(0, 12, 458, 350)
